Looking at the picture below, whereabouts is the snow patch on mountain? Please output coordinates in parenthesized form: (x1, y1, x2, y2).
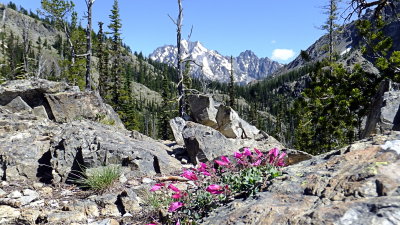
(150, 40, 283, 84)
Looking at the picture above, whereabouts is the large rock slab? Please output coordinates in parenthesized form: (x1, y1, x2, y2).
(50, 121, 181, 183)
(45, 91, 124, 129)
(187, 94, 218, 128)
(202, 132, 400, 225)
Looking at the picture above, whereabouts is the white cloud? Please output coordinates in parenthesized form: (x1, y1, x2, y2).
(271, 49, 296, 61)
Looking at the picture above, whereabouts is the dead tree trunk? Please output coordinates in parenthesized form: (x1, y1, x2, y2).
(176, 0, 185, 117)
(85, 0, 95, 90)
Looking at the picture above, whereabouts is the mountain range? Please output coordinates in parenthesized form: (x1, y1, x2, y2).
(150, 40, 282, 84)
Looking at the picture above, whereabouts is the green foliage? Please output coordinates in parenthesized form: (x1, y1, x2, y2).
(293, 62, 379, 154)
(40, 0, 75, 29)
(356, 17, 400, 82)
(75, 165, 121, 192)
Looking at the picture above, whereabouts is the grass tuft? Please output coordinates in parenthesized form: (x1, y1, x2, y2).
(76, 165, 121, 192)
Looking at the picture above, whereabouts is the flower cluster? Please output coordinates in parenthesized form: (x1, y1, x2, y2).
(146, 147, 287, 225)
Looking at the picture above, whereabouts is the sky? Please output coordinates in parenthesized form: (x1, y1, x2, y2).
(4, 0, 346, 64)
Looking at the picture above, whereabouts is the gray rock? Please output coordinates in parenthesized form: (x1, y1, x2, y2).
(50, 120, 181, 183)
(0, 79, 181, 183)
(0, 188, 6, 198)
(4, 96, 32, 113)
(183, 122, 234, 164)
(45, 91, 124, 129)
(202, 132, 400, 225)
(216, 105, 260, 139)
(363, 80, 400, 138)
(8, 190, 22, 199)
(216, 105, 242, 138)
(182, 122, 287, 164)
(169, 117, 186, 145)
(187, 94, 218, 128)
(32, 105, 49, 119)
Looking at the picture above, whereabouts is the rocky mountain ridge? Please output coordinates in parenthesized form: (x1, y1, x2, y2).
(150, 40, 282, 84)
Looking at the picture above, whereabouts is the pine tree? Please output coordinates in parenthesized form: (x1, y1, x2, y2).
(228, 55, 235, 109)
(97, 22, 109, 98)
(108, 0, 124, 106)
(41, 0, 77, 64)
(322, 0, 341, 64)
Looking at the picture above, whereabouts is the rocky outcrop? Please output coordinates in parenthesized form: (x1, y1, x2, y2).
(202, 132, 400, 225)
(362, 80, 400, 138)
(0, 79, 181, 183)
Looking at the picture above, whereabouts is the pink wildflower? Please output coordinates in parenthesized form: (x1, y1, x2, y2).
(176, 220, 181, 225)
(234, 152, 243, 159)
(221, 156, 231, 164)
(252, 159, 261, 166)
(243, 148, 252, 156)
(168, 202, 184, 212)
(215, 160, 229, 166)
(149, 183, 164, 192)
(181, 170, 198, 181)
(276, 152, 287, 167)
(168, 184, 180, 193)
(172, 193, 183, 199)
(206, 184, 224, 194)
(267, 148, 280, 164)
(202, 171, 211, 176)
(254, 148, 263, 158)
(198, 162, 208, 171)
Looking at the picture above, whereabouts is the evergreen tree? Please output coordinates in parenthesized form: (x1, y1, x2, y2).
(228, 55, 235, 109)
(108, 0, 124, 106)
(41, 0, 76, 64)
(321, 0, 341, 64)
(97, 22, 109, 98)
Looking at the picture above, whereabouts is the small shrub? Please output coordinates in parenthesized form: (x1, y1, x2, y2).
(76, 165, 121, 192)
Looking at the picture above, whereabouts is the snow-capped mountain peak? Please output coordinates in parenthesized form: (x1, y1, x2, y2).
(150, 41, 282, 84)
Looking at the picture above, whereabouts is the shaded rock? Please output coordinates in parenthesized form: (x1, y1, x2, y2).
(4, 96, 32, 113)
(45, 91, 124, 129)
(169, 117, 186, 145)
(202, 132, 400, 225)
(187, 94, 218, 128)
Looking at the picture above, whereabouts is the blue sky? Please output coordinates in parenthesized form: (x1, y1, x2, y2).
(5, 0, 341, 63)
